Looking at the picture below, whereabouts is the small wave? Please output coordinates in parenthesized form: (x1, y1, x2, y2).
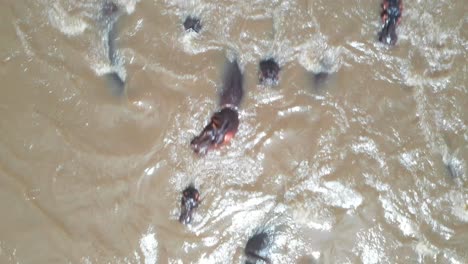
(318, 181, 363, 209)
(48, 3, 88, 36)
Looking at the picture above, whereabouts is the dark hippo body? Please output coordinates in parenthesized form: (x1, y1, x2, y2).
(313, 72, 329, 87)
(101, 1, 125, 95)
(191, 59, 244, 155)
(183, 16, 202, 33)
(259, 58, 280, 86)
(219, 59, 244, 108)
(245, 231, 271, 264)
(379, 0, 403, 45)
(179, 185, 200, 225)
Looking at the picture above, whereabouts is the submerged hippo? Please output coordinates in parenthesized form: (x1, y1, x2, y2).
(183, 16, 202, 33)
(378, 0, 403, 45)
(101, 1, 125, 94)
(190, 59, 244, 155)
(312, 71, 329, 87)
(259, 58, 280, 86)
(102, 1, 118, 16)
(178, 185, 200, 225)
(245, 231, 271, 264)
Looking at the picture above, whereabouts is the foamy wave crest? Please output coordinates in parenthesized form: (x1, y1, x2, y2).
(114, 0, 141, 14)
(91, 61, 126, 81)
(48, 3, 87, 36)
(139, 226, 158, 264)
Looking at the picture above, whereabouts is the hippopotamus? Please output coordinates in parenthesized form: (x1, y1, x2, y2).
(101, 1, 125, 94)
(178, 185, 200, 225)
(183, 16, 202, 33)
(312, 72, 329, 87)
(244, 231, 271, 264)
(190, 59, 244, 155)
(378, 0, 403, 45)
(259, 58, 280, 86)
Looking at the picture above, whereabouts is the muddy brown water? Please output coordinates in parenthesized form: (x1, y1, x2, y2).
(0, 0, 467, 263)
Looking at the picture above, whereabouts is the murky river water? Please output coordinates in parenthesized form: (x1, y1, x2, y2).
(0, 0, 467, 263)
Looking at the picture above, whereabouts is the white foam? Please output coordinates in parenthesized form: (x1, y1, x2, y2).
(14, 23, 34, 58)
(353, 226, 395, 264)
(91, 61, 126, 81)
(351, 137, 389, 177)
(380, 196, 418, 238)
(290, 204, 334, 231)
(415, 241, 438, 260)
(48, 3, 88, 37)
(448, 191, 468, 222)
(139, 227, 158, 264)
(360, 245, 381, 264)
(318, 181, 363, 210)
(399, 150, 421, 171)
(116, 0, 141, 14)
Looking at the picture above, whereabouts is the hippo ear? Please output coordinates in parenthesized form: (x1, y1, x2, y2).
(211, 115, 221, 129)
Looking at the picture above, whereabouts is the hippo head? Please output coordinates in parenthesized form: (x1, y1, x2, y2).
(190, 108, 239, 155)
(183, 16, 202, 33)
(179, 186, 200, 225)
(259, 58, 280, 85)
